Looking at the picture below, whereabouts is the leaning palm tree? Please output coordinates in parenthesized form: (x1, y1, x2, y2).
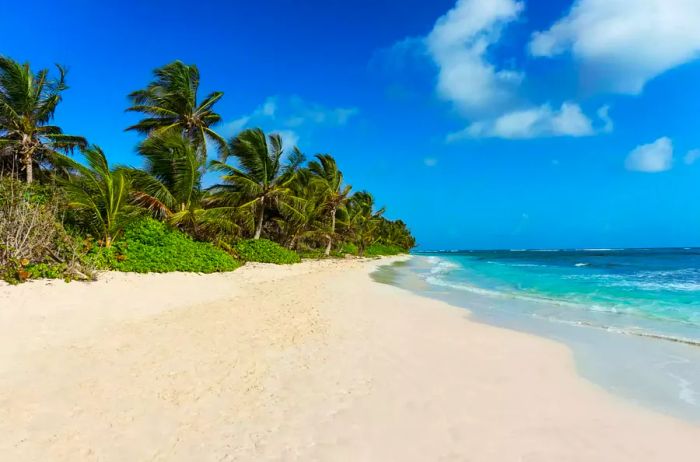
(308, 154, 352, 256)
(126, 60, 226, 162)
(62, 146, 138, 247)
(273, 169, 325, 249)
(344, 191, 385, 256)
(0, 56, 87, 183)
(210, 128, 304, 239)
(125, 132, 235, 238)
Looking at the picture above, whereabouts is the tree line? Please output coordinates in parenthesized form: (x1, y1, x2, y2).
(0, 56, 415, 271)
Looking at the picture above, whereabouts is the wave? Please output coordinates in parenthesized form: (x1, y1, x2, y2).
(427, 258, 461, 275)
(487, 261, 547, 268)
(423, 271, 700, 327)
(424, 276, 500, 298)
(564, 268, 700, 292)
(528, 314, 700, 348)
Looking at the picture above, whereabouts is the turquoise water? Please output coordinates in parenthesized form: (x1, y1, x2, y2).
(376, 249, 700, 422)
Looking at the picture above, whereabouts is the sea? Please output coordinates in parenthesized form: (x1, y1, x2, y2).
(373, 248, 700, 422)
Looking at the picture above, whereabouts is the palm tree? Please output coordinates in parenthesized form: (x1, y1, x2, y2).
(273, 169, 324, 249)
(0, 56, 86, 183)
(308, 154, 352, 256)
(376, 218, 416, 250)
(63, 146, 138, 247)
(126, 60, 226, 162)
(211, 128, 304, 239)
(125, 132, 234, 237)
(345, 191, 385, 256)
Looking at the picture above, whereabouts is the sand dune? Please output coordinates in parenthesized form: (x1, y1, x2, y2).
(0, 257, 698, 461)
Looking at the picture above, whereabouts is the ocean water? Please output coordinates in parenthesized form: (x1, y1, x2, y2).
(374, 249, 700, 422)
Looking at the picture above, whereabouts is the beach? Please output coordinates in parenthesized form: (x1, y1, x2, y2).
(1, 257, 698, 461)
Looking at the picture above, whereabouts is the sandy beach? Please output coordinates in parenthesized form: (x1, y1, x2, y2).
(0, 257, 698, 461)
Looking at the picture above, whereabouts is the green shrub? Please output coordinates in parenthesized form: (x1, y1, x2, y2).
(88, 218, 241, 273)
(364, 243, 406, 257)
(338, 242, 359, 255)
(234, 238, 301, 264)
(1, 178, 93, 283)
(296, 248, 325, 259)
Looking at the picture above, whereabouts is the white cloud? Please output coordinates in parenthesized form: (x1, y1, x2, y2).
(380, 0, 623, 140)
(448, 102, 601, 140)
(426, 0, 524, 115)
(408, 0, 609, 140)
(530, 0, 700, 94)
(685, 149, 700, 165)
(597, 105, 614, 133)
(423, 157, 438, 167)
(625, 137, 674, 172)
(222, 96, 358, 138)
(260, 99, 277, 117)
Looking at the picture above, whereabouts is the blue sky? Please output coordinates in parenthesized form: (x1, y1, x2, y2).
(3, 0, 700, 250)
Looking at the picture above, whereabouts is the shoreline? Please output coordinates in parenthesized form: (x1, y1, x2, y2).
(1, 256, 698, 460)
(379, 255, 700, 423)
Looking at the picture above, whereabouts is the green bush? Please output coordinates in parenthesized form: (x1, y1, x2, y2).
(364, 243, 406, 257)
(88, 218, 241, 273)
(1, 178, 93, 284)
(296, 248, 327, 259)
(338, 242, 359, 255)
(234, 238, 301, 264)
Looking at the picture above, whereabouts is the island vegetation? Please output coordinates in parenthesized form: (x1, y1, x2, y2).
(0, 57, 415, 283)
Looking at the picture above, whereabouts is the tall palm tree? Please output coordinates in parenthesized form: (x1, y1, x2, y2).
(0, 56, 86, 183)
(63, 146, 138, 247)
(211, 128, 304, 239)
(126, 60, 226, 162)
(125, 132, 234, 237)
(308, 154, 352, 256)
(345, 191, 385, 256)
(273, 169, 324, 249)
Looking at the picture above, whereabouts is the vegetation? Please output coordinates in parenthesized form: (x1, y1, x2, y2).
(308, 154, 352, 256)
(62, 146, 139, 247)
(89, 218, 241, 273)
(0, 178, 93, 283)
(126, 61, 226, 161)
(211, 128, 303, 240)
(0, 57, 86, 183)
(0, 54, 415, 283)
(364, 243, 406, 257)
(234, 239, 301, 264)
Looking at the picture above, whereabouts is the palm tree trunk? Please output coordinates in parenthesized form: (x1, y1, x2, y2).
(22, 150, 33, 184)
(324, 206, 336, 256)
(254, 198, 265, 240)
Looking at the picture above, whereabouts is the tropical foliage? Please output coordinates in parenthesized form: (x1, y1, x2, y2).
(88, 218, 241, 273)
(211, 128, 303, 240)
(0, 55, 415, 283)
(0, 57, 86, 183)
(0, 178, 92, 283)
(234, 239, 301, 264)
(308, 154, 352, 255)
(62, 146, 138, 247)
(126, 61, 226, 161)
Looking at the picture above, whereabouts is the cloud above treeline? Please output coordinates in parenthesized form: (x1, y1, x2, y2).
(381, 0, 700, 141)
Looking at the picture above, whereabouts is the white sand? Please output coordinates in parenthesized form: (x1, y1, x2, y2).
(0, 257, 698, 461)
